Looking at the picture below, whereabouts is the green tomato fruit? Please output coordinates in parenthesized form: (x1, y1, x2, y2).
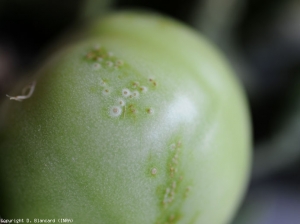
(0, 11, 251, 224)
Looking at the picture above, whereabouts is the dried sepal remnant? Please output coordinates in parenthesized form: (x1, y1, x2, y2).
(6, 81, 37, 102)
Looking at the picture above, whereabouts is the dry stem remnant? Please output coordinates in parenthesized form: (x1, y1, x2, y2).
(6, 81, 36, 102)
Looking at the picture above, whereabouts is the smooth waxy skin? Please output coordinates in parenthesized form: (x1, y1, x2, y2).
(0, 12, 251, 224)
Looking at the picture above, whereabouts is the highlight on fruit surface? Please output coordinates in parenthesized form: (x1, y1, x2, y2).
(0, 11, 251, 224)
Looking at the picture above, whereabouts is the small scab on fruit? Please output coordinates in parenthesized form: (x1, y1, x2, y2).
(132, 81, 139, 88)
(131, 90, 139, 99)
(140, 86, 148, 93)
(93, 63, 101, 70)
(170, 143, 176, 150)
(151, 168, 157, 175)
(169, 215, 175, 222)
(106, 61, 113, 67)
(122, 88, 131, 98)
(115, 60, 124, 67)
(128, 104, 137, 114)
(146, 108, 154, 115)
(185, 186, 192, 197)
(130, 108, 137, 114)
(177, 141, 182, 148)
(86, 52, 96, 60)
(94, 44, 101, 50)
(99, 79, 106, 86)
(172, 181, 176, 189)
(117, 98, 126, 107)
(102, 88, 111, 96)
(109, 106, 122, 117)
(162, 186, 176, 206)
(148, 77, 157, 87)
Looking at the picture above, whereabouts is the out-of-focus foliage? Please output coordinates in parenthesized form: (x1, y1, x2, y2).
(232, 181, 300, 224)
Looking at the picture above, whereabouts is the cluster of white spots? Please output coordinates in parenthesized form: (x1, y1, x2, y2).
(83, 43, 160, 119)
(122, 88, 131, 98)
(85, 44, 125, 70)
(151, 168, 157, 175)
(104, 79, 153, 118)
(159, 140, 183, 208)
(115, 77, 158, 117)
(109, 106, 122, 117)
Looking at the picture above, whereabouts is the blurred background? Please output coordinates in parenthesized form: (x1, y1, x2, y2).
(0, 0, 299, 223)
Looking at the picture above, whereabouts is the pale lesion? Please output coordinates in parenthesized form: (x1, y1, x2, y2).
(6, 80, 36, 102)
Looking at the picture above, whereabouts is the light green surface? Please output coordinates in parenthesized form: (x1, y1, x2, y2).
(0, 11, 251, 224)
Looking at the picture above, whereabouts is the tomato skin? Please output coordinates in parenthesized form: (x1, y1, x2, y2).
(0, 11, 251, 224)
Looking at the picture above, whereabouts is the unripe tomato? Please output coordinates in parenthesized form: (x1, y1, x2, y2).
(0, 11, 251, 224)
